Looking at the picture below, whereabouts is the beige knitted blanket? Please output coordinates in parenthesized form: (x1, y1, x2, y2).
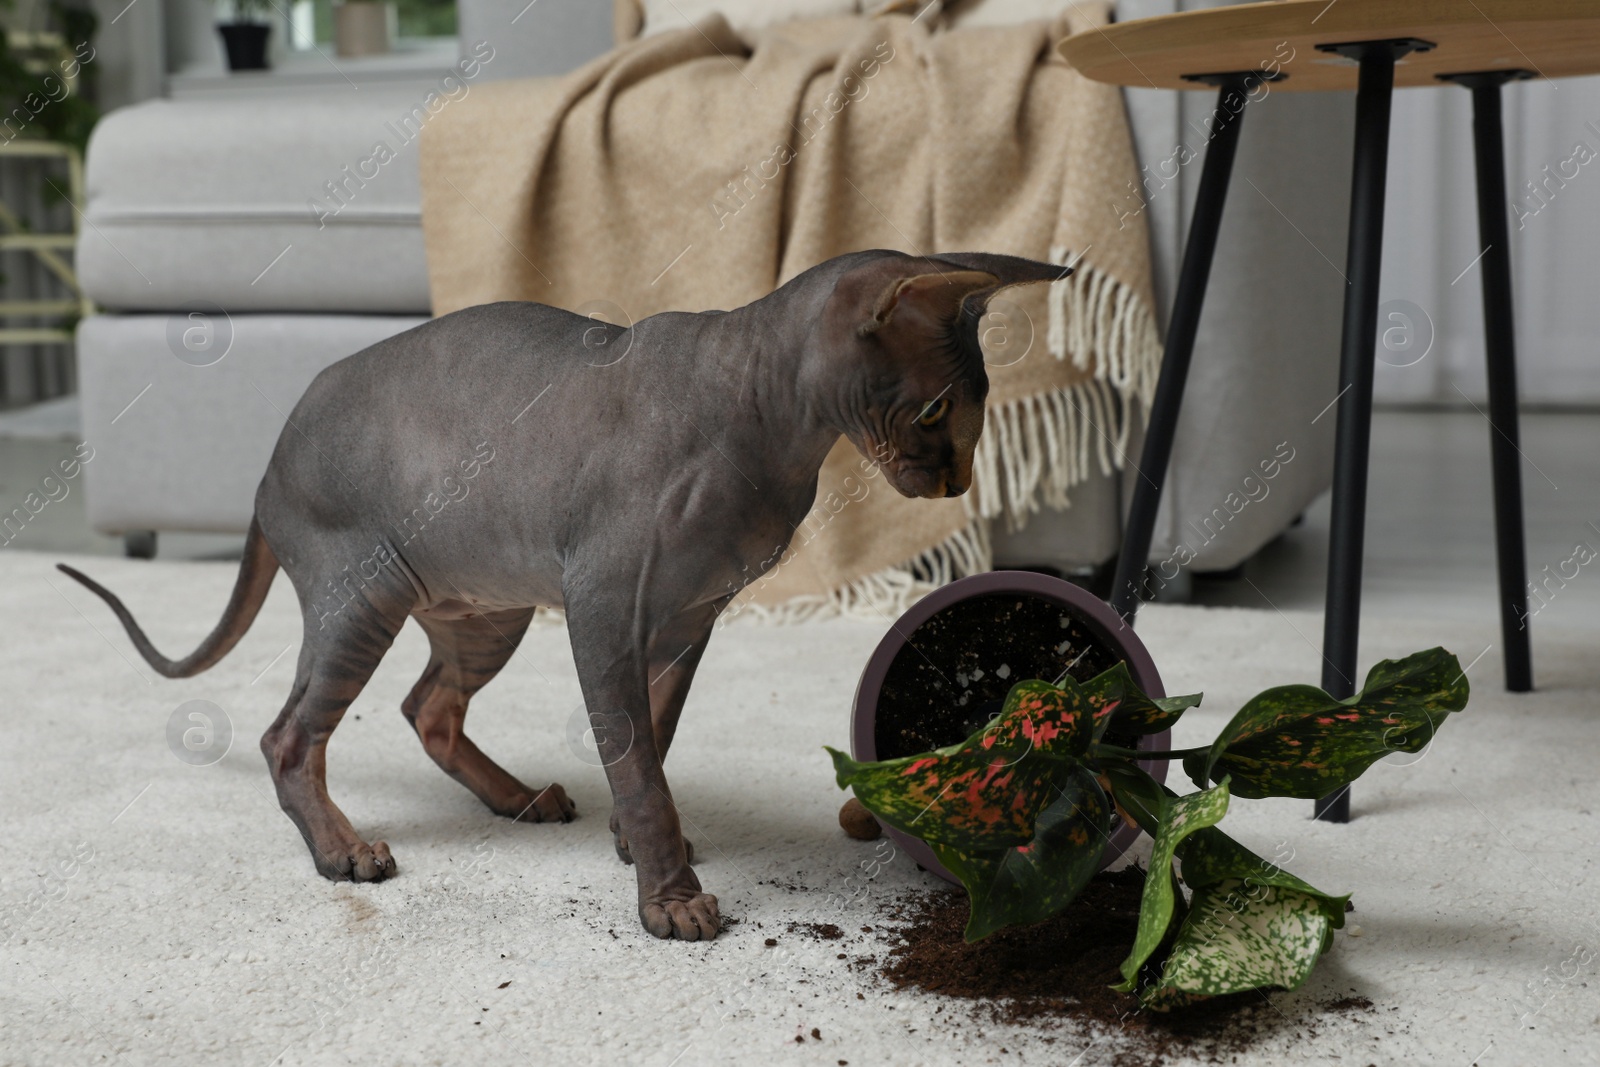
(421, 4, 1159, 619)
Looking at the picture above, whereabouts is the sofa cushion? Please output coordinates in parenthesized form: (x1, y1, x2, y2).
(77, 313, 429, 533)
(80, 92, 442, 315)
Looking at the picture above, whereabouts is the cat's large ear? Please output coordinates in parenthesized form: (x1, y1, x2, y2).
(857, 268, 999, 339)
(927, 252, 1073, 319)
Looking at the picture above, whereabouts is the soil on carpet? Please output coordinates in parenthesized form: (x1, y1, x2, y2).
(867, 867, 1380, 1066)
(875, 592, 1127, 760)
(788, 921, 846, 941)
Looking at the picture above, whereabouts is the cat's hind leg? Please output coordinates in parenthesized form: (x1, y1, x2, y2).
(403, 610, 575, 823)
(260, 596, 411, 881)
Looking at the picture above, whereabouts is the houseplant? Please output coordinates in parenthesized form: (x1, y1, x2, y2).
(217, 0, 272, 72)
(830, 646, 1468, 1007)
(850, 570, 1174, 881)
(0, 1, 98, 343)
(0, 0, 98, 152)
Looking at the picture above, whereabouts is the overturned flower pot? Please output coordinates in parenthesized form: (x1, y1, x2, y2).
(836, 596, 1469, 1006)
(850, 570, 1171, 884)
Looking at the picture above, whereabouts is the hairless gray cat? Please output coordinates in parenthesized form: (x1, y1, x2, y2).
(61, 248, 1068, 941)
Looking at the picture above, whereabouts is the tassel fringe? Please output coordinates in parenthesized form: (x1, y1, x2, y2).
(967, 253, 1162, 531)
(724, 519, 992, 626)
(1048, 249, 1163, 409)
(970, 376, 1135, 531)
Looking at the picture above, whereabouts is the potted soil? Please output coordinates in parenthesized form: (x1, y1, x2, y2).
(850, 570, 1172, 883)
(217, 0, 272, 72)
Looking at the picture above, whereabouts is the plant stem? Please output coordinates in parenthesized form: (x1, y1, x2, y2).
(1093, 744, 1209, 762)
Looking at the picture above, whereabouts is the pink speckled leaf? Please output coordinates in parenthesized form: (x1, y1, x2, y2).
(826, 679, 1092, 850)
(974, 679, 1096, 758)
(1081, 662, 1202, 742)
(931, 765, 1110, 942)
(1184, 647, 1469, 800)
(827, 743, 1061, 849)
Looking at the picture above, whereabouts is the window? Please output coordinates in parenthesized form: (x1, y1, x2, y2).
(288, 0, 457, 50)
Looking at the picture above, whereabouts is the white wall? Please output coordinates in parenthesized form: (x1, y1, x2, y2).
(457, 0, 613, 79)
(87, 0, 167, 109)
(1377, 75, 1600, 407)
(164, 0, 225, 75)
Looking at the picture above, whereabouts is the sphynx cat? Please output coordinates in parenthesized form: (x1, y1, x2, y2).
(61, 248, 1069, 941)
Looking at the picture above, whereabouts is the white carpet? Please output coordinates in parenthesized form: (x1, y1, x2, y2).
(2, 551, 1596, 1066)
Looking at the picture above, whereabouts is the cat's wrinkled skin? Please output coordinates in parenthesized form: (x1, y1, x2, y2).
(60, 249, 1068, 941)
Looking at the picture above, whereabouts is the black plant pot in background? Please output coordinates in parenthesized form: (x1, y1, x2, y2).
(850, 570, 1173, 886)
(218, 22, 272, 72)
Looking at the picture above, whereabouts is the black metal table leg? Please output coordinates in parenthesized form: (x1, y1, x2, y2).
(1314, 38, 1433, 824)
(1110, 72, 1269, 625)
(1440, 70, 1537, 693)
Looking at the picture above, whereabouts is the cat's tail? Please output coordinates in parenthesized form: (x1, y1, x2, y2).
(56, 516, 280, 679)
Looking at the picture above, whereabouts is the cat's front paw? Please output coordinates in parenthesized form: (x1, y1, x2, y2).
(639, 888, 720, 941)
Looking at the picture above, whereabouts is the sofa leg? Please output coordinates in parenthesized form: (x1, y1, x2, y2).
(1149, 568, 1193, 606)
(124, 531, 157, 560)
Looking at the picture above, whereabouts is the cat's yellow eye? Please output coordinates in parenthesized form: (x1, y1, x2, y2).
(917, 397, 950, 427)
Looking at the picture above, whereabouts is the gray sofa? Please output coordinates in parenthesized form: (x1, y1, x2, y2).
(75, 0, 1351, 578)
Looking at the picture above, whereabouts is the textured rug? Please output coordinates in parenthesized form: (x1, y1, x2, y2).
(2, 551, 1596, 1066)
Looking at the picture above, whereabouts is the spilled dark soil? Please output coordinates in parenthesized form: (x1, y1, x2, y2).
(848, 868, 1385, 1066)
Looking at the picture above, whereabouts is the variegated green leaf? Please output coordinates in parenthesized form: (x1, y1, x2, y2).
(1142, 880, 1335, 1009)
(1185, 647, 1469, 799)
(1082, 662, 1202, 742)
(1105, 768, 1349, 929)
(1113, 779, 1232, 992)
(932, 765, 1111, 942)
(1177, 826, 1348, 930)
(827, 677, 1094, 850)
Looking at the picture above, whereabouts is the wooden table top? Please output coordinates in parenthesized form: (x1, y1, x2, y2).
(1059, 0, 1600, 92)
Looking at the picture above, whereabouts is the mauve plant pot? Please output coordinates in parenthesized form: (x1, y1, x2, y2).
(218, 22, 272, 72)
(850, 570, 1170, 886)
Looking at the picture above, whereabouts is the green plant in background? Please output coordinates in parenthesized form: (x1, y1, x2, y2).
(224, 0, 273, 23)
(393, 0, 456, 39)
(0, 0, 98, 154)
(828, 648, 1469, 1008)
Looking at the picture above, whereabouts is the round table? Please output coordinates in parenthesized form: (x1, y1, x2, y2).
(1059, 0, 1600, 821)
(1061, 0, 1600, 90)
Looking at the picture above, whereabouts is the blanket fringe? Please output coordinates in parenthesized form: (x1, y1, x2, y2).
(1048, 251, 1163, 407)
(967, 254, 1162, 531)
(969, 376, 1118, 530)
(532, 520, 992, 629)
(725, 519, 992, 626)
